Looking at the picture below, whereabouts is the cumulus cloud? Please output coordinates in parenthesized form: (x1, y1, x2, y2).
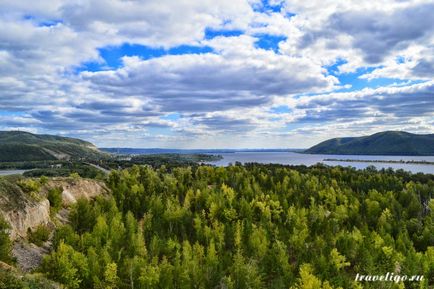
(328, 2, 434, 64)
(80, 36, 337, 114)
(60, 0, 255, 47)
(288, 81, 434, 132)
(0, 0, 433, 147)
(279, 1, 434, 74)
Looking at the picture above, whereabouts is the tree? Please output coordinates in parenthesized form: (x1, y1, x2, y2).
(103, 262, 119, 289)
(40, 164, 433, 289)
(42, 242, 88, 289)
(291, 264, 338, 289)
(0, 216, 12, 263)
(47, 187, 63, 213)
(69, 198, 96, 233)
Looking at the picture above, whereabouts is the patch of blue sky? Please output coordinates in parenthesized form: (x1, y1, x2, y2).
(336, 70, 416, 92)
(253, 0, 283, 13)
(395, 56, 406, 64)
(254, 34, 286, 52)
(291, 59, 420, 99)
(78, 43, 214, 72)
(251, 0, 295, 17)
(325, 58, 348, 76)
(324, 59, 405, 92)
(169, 45, 213, 55)
(204, 28, 244, 39)
(0, 111, 25, 116)
(161, 113, 181, 121)
(335, 67, 378, 91)
(270, 105, 291, 114)
(38, 19, 63, 27)
(23, 15, 63, 27)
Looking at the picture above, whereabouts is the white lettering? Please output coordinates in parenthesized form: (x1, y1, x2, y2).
(355, 273, 424, 283)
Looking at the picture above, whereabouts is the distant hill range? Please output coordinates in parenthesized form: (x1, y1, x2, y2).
(305, 131, 434, 156)
(0, 131, 106, 162)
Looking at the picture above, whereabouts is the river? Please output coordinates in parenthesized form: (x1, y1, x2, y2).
(207, 152, 434, 174)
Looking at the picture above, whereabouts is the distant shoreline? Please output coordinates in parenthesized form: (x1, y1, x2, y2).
(323, 158, 434, 165)
(100, 148, 305, 155)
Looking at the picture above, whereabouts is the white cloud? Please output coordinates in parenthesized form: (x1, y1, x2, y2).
(0, 0, 433, 147)
(80, 36, 338, 113)
(59, 0, 255, 47)
(279, 0, 434, 73)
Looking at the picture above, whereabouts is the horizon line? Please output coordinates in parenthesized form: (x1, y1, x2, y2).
(99, 147, 308, 150)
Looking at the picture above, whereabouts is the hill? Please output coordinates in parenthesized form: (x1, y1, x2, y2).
(305, 131, 434, 155)
(0, 131, 107, 162)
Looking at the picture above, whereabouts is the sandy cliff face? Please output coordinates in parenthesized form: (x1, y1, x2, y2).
(46, 178, 107, 206)
(0, 178, 107, 240)
(3, 199, 51, 240)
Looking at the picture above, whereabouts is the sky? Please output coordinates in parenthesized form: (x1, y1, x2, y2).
(0, 0, 433, 148)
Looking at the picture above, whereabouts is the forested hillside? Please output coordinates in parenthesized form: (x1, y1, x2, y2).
(0, 131, 106, 161)
(27, 164, 433, 289)
(305, 131, 434, 155)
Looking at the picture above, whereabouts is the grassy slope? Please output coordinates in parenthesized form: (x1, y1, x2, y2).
(305, 131, 434, 155)
(0, 176, 26, 211)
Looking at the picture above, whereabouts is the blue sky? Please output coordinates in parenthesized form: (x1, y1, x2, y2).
(0, 0, 433, 148)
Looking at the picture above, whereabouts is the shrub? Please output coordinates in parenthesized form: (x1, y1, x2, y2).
(28, 225, 50, 246)
(0, 216, 13, 263)
(0, 269, 25, 289)
(39, 176, 49, 185)
(47, 187, 63, 213)
(69, 172, 80, 180)
(17, 179, 42, 200)
(17, 179, 41, 193)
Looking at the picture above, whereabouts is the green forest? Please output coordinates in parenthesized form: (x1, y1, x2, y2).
(2, 164, 433, 288)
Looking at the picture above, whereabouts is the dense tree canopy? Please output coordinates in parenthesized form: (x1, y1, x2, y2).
(40, 164, 433, 288)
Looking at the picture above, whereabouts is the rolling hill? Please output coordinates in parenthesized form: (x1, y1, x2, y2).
(305, 131, 434, 155)
(0, 131, 107, 162)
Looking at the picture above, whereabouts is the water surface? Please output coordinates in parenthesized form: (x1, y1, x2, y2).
(207, 152, 434, 174)
(0, 169, 28, 176)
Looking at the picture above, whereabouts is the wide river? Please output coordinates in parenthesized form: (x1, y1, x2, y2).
(1, 153, 433, 175)
(207, 152, 434, 174)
